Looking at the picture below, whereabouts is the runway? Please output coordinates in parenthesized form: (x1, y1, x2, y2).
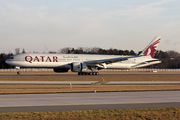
(0, 91, 180, 112)
(1, 81, 180, 85)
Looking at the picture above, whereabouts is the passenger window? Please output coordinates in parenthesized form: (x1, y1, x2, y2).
(9, 57, 14, 59)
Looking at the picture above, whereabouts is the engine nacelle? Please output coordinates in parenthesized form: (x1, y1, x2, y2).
(70, 62, 88, 72)
(53, 67, 69, 73)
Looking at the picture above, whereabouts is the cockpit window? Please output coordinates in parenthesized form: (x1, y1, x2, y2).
(9, 57, 14, 59)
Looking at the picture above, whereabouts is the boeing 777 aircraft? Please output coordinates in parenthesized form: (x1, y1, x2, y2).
(6, 36, 161, 75)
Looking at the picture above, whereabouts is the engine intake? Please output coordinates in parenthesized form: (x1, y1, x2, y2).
(71, 62, 88, 72)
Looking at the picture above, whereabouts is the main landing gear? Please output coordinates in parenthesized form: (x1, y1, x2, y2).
(78, 72, 99, 75)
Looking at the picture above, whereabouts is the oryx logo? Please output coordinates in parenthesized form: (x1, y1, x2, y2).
(143, 38, 160, 58)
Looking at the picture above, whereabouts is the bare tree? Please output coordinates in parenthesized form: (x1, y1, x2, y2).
(49, 51, 57, 54)
(15, 48, 20, 54)
(82, 47, 91, 53)
(58, 47, 72, 54)
(167, 50, 180, 68)
(166, 50, 180, 58)
(22, 48, 26, 53)
(91, 47, 100, 54)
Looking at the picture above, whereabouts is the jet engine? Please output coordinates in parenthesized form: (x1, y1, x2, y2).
(53, 67, 69, 73)
(70, 62, 88, 72)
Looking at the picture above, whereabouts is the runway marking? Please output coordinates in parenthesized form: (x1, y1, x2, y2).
(1, 101, 180, 108)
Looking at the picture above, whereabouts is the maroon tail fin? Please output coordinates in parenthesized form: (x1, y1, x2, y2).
(140, 36, 161, 58)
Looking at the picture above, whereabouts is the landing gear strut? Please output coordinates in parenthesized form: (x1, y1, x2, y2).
(15, 66, 21, 75)
(78, 72, 99, 75)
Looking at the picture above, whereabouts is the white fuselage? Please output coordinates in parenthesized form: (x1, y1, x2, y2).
(5, 53, 160, 70)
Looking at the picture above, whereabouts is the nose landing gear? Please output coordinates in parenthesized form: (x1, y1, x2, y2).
(17, 71, 21, 75)
(15, 66, 21, 75)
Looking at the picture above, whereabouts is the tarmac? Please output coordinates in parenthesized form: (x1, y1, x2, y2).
(0, 91, 180, 112)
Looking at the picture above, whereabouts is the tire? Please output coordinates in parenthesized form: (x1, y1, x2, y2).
(95, 72, 99, 75)
(17, 71, 21, 75)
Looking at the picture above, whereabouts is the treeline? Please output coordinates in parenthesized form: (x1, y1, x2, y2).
(154, 50, 180, 69)
(0, 53, 14, 69)
(58, 47, 137, 55)
(1, 47, 180, 69)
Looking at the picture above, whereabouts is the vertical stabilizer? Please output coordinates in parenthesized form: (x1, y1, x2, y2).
(140, 36, 161, 58)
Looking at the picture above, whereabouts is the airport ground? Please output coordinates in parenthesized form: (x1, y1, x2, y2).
(0, 71, 180, 94)
(1, 84, 180, 94)
(1, 71, 180, 81)
(1, 71, 180, 120)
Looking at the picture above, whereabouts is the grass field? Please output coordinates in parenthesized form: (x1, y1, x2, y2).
(1, 71, 180, 81)
(0, 84, 180, 94)
(1, 76, 180, 81)
(0, 107, 180, 120)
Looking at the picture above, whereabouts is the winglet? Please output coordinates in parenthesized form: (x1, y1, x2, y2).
(139, 36, 161, 58)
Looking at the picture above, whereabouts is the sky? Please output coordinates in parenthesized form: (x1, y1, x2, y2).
(0, 0, 180, 54)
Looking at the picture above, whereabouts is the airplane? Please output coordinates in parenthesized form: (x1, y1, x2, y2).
(5, 36, 161, 75)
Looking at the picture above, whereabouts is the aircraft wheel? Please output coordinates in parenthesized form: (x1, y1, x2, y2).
(95, 72, 99, 75)
(78, 72, 83, 75)
(17, 71, 21, 75)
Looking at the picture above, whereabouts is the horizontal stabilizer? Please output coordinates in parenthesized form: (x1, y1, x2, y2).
(131, 60, 161, 68)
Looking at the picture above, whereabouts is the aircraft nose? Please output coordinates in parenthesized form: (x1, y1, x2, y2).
(5, 59, 8, 64)
(5, 56, 14, 65)
(5, 59, 10, 64)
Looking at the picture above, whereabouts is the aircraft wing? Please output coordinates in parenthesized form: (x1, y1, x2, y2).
(85, 56, 140, 67)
